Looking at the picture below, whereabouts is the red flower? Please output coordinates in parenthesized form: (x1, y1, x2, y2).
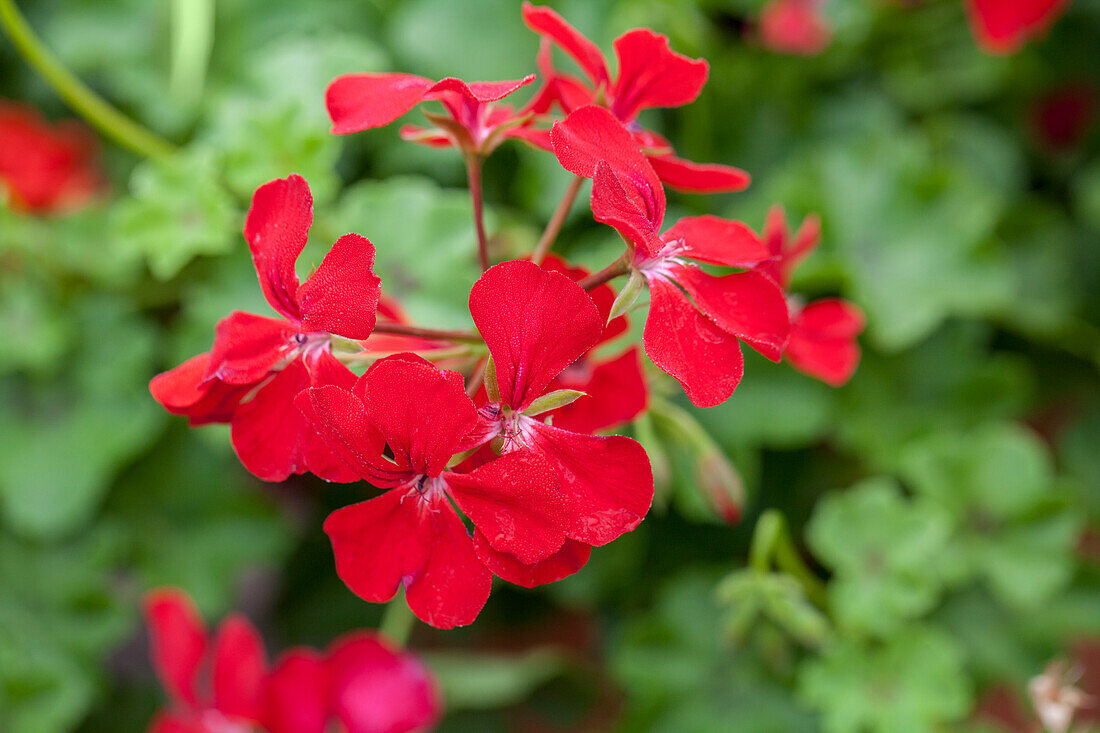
(149, 174, 382, 482)
(326, 73, 538, 155)
(521, 2, 750, 193)
(299, 354, 569, 628)
(144, 589, 267, 733)
(264, 634, 441, 733)
(0, 100, 100, 214)
(758, 0, 832, 56)
(465, 260, 653, 586)
(965, 0, 1072, 54)
(552, 106, 790, 407)
(538, 255, 647, 435)
(1031, 84, 1096, 150)
(761, 206, 864, 386)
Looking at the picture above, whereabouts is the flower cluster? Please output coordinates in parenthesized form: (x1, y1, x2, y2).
(0, 99, 100, 214)
(144, 588, 440, 733)
(150, 4, 863, 632)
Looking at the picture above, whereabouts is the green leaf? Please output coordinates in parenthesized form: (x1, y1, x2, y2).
(524, 389, 586, 417)
(422, 648, 566, 710)
(798, 626, 972, 733)
(717, 570, 832, 647)
(807, 478, 951, 636)
(111, 149, 239, 280)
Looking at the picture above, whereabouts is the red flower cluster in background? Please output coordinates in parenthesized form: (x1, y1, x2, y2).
(757, 0, 832, 56)
(144, 588, 440, 733)
(0, 100, 100, 214)
(966, 0, 1072, 54)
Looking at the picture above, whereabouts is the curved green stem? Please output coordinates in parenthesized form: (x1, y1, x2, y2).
(465, 153, 490, 271)
(0, 0, 175, 159)
(749, 510, 828, 609)
(379, 589, 416, 647)
(531, 174, 584, 266)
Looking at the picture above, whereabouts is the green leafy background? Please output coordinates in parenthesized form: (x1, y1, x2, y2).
(1, 0, 1099, 730)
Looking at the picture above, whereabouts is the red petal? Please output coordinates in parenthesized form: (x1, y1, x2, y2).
(609, 29, 708, 121)
(647, 153, 751, 194)
(263, 650, 329, 733)
(295, 382, 407, 487)
(363, 355, 477, 477)
(211, 615, 266, 721)
(326, 73, 433, 134)
(786, 299, 865, 386)
(590, 161, 665, 255)
(147, 712, 195, 733)
(671, 265, 790, 361)
(469, 261, 602, 411)
(642, 276, 745, 408)
(149, 354, 246, 425)
(663, 216, 771, 267)
(525, 420, 653, 547)
(552, 107, 666, 235)
(474, 534, 591, 589)
(549, 347, 647, 434)
(759, 0, 832, 56)
(966, 0, 1070, 54)
(445, 451, 567, 565)
(244, 175, 313, 321)
(537, 254, 627, 342)
(404, 502, 492, 629)
(144, 589, 207, 708)
(297, 233, 381, 339)
(327, 633, 442, 733)
(521, 3, 610, 88)
(324, 489, 433, 605)
(205, 312, 292, 386)
(232, 355, 359, 483)
(426, 75, 536, 103)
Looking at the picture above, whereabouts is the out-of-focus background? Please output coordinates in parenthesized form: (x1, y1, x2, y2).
(2, 0, 1099, 730)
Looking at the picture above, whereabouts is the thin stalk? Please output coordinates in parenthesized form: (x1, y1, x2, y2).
(0, 0, 175, 159)
(578, 257, 629, 290)
(379, 590, 416, 647)
(371, 322, 483, 344)
(465, 153, 490, 271)
(531, 174, 584, 266)
(748, 509, 827, 609)
(335, 345, 478, 364)
(466, 358, 488, 398)
(169, 0, 215, 107)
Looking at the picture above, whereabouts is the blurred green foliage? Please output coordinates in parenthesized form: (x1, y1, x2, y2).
(1, 0, 1099, 731)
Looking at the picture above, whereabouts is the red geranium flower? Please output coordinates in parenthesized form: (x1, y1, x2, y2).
(0, 100, 100, 214)
(965, 0, 1072, 54)
(149, 174, 382, 482)
(538, 255, 647, 435)
(144, 589, 268, 733)
(760, 206, 865, 386)
(521, 2, 750, 193)
(465, 260, 653, 587)
(264, 634, 442, 733)
(298, 354, 569, 628)
(758, 0, 832, 56)
(326, 72, 539, 156)
(552, 105, 789, 407)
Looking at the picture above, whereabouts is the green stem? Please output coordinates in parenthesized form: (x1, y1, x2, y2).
(0, 0, 175, 159)
(578, 256, 629, 291)
(465, 153, 490, 271)
(748, 510, 828, 609)
(370, 322, 483, 343)
(379, 589, 416, 647)
(531, 174, 584, 266)
(169, 0, 215, 107)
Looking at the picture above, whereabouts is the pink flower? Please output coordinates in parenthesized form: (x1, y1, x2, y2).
(965, 0, 1072, 54)
(144, 589, 267, 733)
(149, 174, 382, 482)
(761, 206, 865, 386)
(552, 105, 790, 407)
(326, 73, 538, 156)
(464, 260, 654, 587)
(298, 354, 569, 628)
(758, 0, 832, 56)
(521, 3, 750, 193)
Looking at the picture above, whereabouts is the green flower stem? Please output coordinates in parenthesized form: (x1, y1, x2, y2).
(531, 174, 584, 266)
(0, 0, 175, 159)
(379, 589, 416, 647)
(465, 154, 491, 271)
(578, 256, 630, 290)
(370, 322, 483, 344)
(749, 510, 828, 609)
(169, 0, 215, 107)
